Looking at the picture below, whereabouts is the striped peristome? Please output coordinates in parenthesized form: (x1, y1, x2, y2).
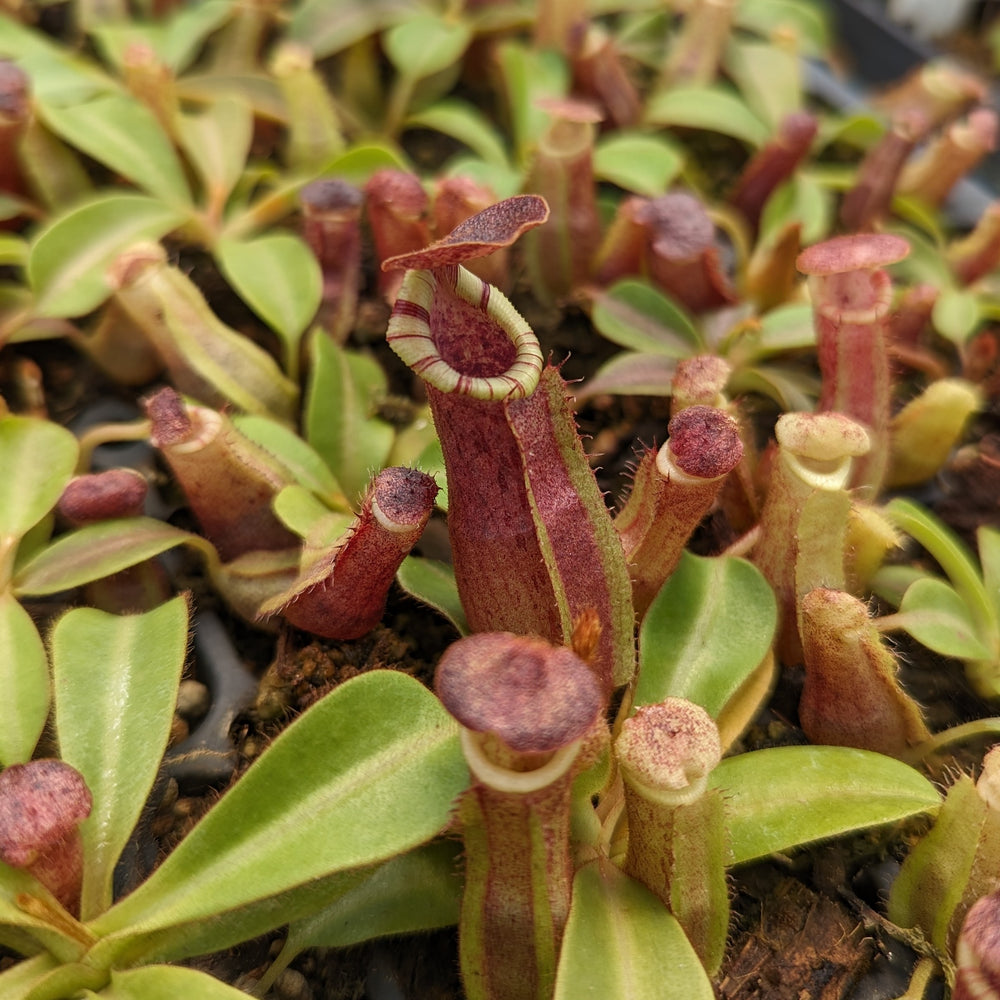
(387, 265, 543, 401)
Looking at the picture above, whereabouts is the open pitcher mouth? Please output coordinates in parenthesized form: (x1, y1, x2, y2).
(387, 265, 544, 402)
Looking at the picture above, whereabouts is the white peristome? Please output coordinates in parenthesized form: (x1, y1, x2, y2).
(460, 728, 583, 795)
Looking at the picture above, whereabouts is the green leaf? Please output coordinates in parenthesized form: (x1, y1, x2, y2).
(13, 519, 199, 597)
(980, 527, 1000, 629)
(591, 279, 701, 356)
(0, 19, 114, 104)
(273, 486, 352, 541)
(90, 3, 231, 74)
(0, 415, 78, 541)
(0, 594, 49, 766)
(176, 98, 253, 210)
(405, 99, 511, 168)
(305, 336, 394, 504)
(495, 41, 569, 162)
(0, 234, 27, 267)
(727, 363, 820, 412)
(52, 598, 189, 921)
(724, 37, 802, 130)
(711, 745, 942, 866)
(444, 155, 523, 200)
(383, 14, 472, 82)
(38, 94, 192, 207)
(98, 965, 255, 1000)
(554, 861, 715, 1000)
(893, 577, 993, 662)
(277, 840, 461, 956)
(645, 85, 770, 147)
(932, 287, 981, 345)
(871, 563, 932, 609)
(885, 498, 998, 646)
(575, 351, 678, 400)
(736, 0, 830, 54)
(759, 174, 832, 247)
(753, 303, 817, 353)
(88, 670, 468, 962)
(593, 133, 683, 197)
(287, 0, 414, 58)
(29, 194, 185, 318)
(396, 556, 469, 635)
(216, 234, 321, 366)
(0, 953, 60, 999)
(231, 414, 344, 502)
(636, 552, 776, 718)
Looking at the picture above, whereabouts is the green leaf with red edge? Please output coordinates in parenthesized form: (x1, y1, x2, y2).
(591, 279, 702, 356)
(0, 593, 49, 766)
(574, 351, 677, 401)
(12, 518, 203, 597)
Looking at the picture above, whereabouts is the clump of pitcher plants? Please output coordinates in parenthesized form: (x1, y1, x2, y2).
(2, 1, 1000, 998)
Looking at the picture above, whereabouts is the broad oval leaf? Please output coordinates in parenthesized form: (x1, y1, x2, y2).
(0, 415, 78, 540)
(383, 15, 472, 82)
(38, 94, 192, 207)
(89, 670, 468, 943)
(0, 593, 49, 766)
(574, 351, 677, 401)
(29, 194, 185, 318)
(52, 597, 189, 921)
(591, 279, 701, 355)
(216, 234, 322, 361)
(405, 99, 511, 168)
(711, 745, 942, 866)
(932, 287, 981, 345)
(554, 861, 714, 1000)
(13, 518, 200, 597)
(894, 577, 993, 662)
(636, 552, 777, 719)
(645, 86, 769, 147)
(593, 133, 683, 197)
